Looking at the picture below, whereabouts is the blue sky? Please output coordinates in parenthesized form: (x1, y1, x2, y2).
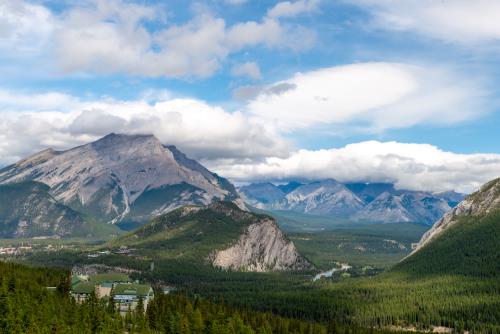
(1, 0, 500, 192)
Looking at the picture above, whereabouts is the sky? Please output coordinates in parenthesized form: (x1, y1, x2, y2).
(1, 0, 500, 193)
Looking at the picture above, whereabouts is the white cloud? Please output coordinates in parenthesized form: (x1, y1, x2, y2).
(208, 141, 500, 193)
(231, 62, 262, 80)
(0, 0, 317, 78)
(268, 0, 321, 18)
(0, 0, 54, 53)
(246, 62, 489, 132)
(349, 0, 500, 44)
(0, 81, 496, 193)
(0, 91, 288, 165)
(7, 0, 311, 78)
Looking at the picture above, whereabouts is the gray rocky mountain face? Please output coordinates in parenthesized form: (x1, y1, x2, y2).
(352, 191, 452, 224)
(240, 179, 365, 216)
(238, 180, 463, 225)
(282, 180, 365, 216)
(0, 182, 86, 238)
(0, 134, 242, 228)
(412, 178, 500, 254)
(212, 217, 312, 272)
(206, 202, 312, 272)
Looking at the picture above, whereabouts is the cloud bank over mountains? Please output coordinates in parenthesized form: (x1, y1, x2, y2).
(209, 141, 500, 194)
(0, 0, 499, 194)
(0, 60, 496, 193)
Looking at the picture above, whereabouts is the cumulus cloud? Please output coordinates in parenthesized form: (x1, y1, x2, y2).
(0, 93, 289, 165)
(0, 0, 317, 78)
(246, 62, 489, 132)
(349, 0, 500, 44)
(268, 0, 321, 18)
(231, 62, 262, 80)
(0, 0, 315, 78)
(0, 0, 54, 53)
(208, 141, 500, 193)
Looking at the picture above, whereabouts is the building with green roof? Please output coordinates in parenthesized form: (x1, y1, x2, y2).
(71, 282, 96, 303)
(113, 283, 154, 314)
(70, 272, 153, 313)
(89, 273, 130, 285)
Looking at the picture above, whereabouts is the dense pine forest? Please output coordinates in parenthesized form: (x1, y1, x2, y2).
(1, 260, 419, 334)
(18, 249, 500, 334)
(4, 208, 499, 333)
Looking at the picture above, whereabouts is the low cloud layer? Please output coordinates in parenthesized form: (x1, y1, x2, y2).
(0, 92, 288, 164)
(0, 60, 496, 193)
(208, 141, 500, 193)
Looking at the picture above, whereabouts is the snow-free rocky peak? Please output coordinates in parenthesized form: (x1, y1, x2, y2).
(0, 133, 242, 225)
(283, 179, 365, 216)
(239, 180, 459, 225)
(353, 191, 451, 225)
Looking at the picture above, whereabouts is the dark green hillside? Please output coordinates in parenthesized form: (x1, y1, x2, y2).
(107, 201, 267, 261)
(0, 181, 86, 238)
(395, 210, 500, 277)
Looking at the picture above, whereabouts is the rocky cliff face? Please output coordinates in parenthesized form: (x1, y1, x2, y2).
(0, 182, 85, 238)
(108, 201, 310, 272)
(212, 216, 311, 272)
(412, 178, 500, 254)
(0, 133, 242, 225)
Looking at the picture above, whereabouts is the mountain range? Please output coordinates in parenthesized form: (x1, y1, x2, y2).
(239, 180, 465, 225)
(0, 133, 243, 238)
(0, 132, 465, 239)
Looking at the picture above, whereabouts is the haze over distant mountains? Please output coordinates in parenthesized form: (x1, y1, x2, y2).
(239, 180, 465, 225)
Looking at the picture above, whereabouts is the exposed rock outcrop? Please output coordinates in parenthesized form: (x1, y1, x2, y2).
(0, 182, 85, 238)
(212, 216, 312, 272)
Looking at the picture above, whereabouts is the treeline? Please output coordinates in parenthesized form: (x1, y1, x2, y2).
(19, 251, 500, 333)
(1, 260, 410, 334)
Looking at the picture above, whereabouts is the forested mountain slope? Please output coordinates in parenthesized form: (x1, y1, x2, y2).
(397, 178, 500, 277)
(108, 201, 311, 272)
